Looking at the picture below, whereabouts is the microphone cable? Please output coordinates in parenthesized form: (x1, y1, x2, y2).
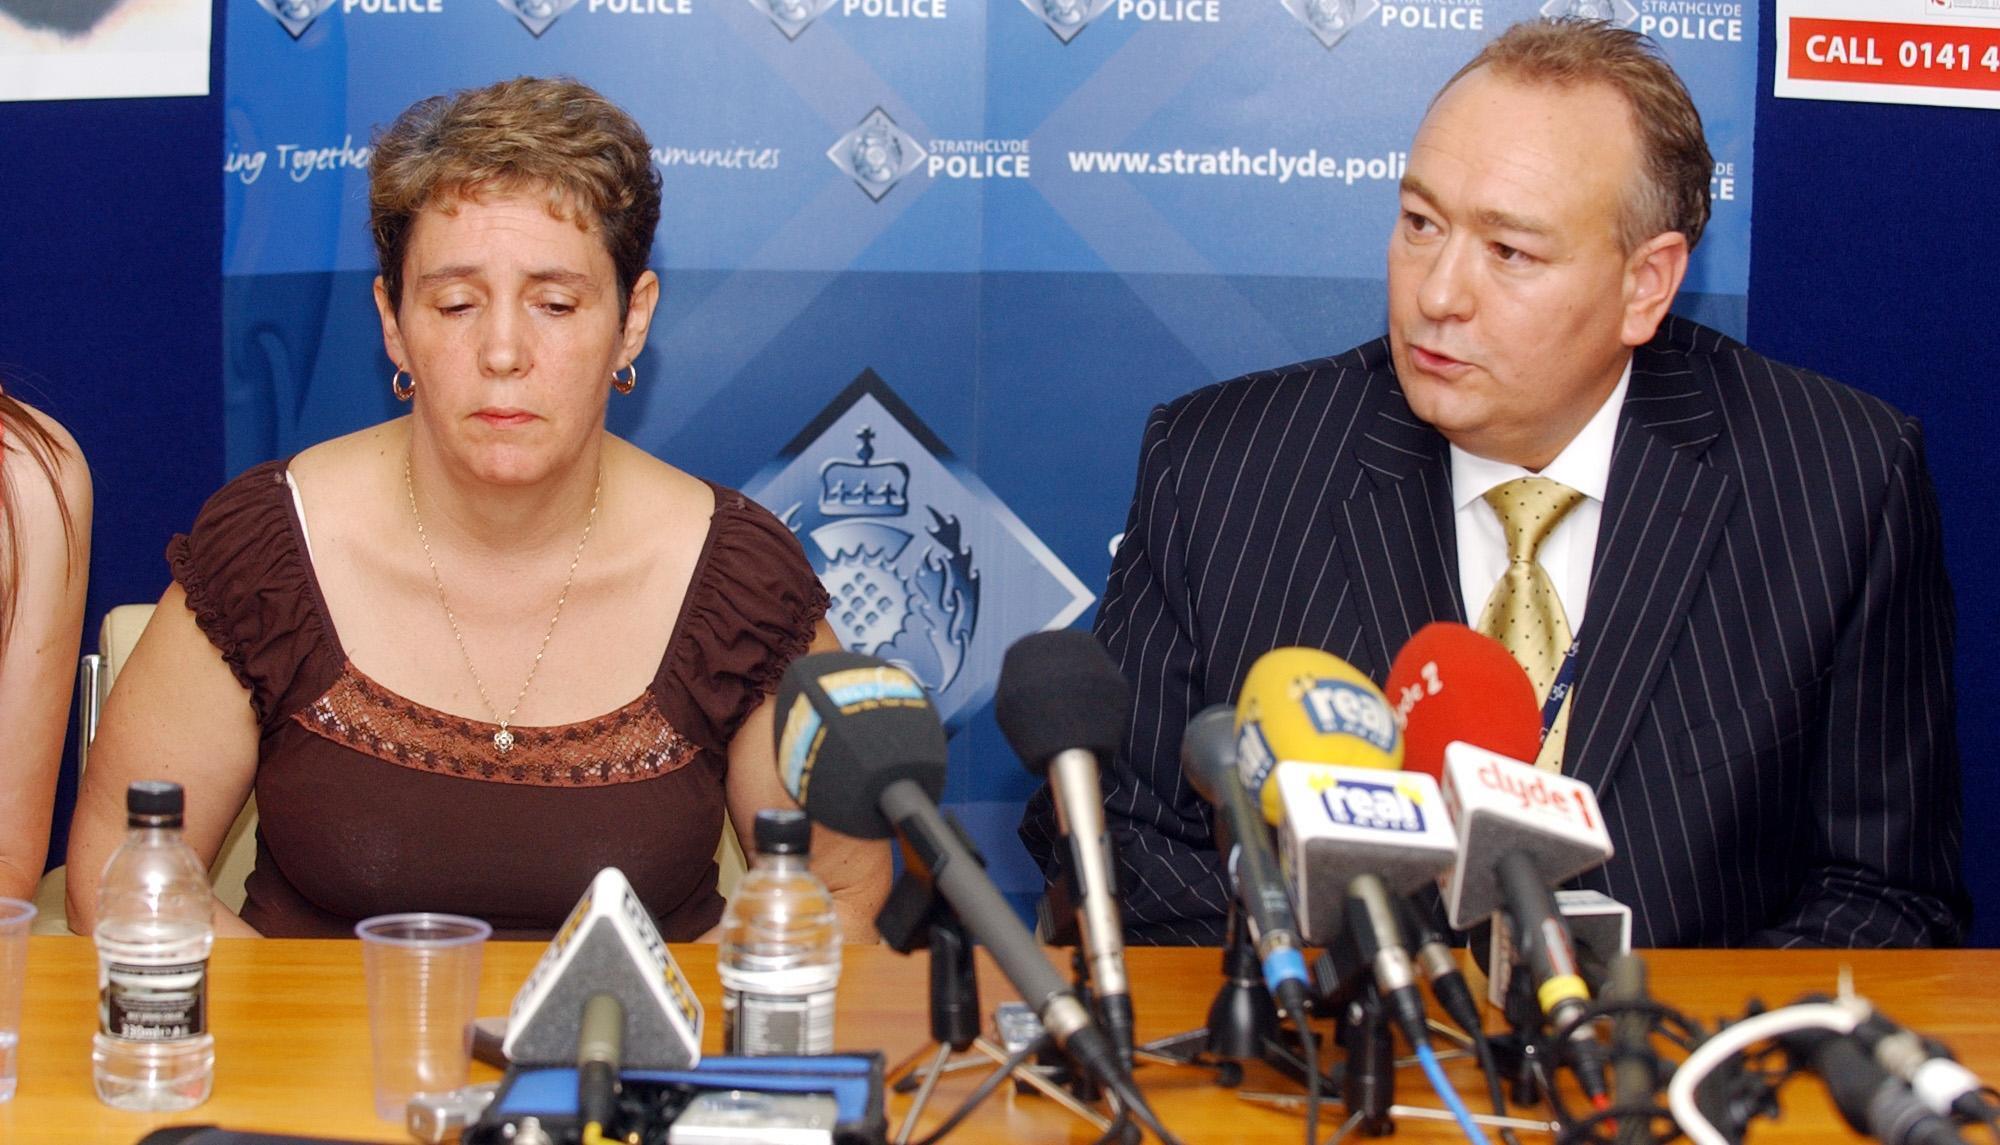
(1667, 998, 1867, 1145)
(1411, 1039, 1493, 1145)
(1278, 977, 1322, 1145)
(908, 1034, 1050, 1145)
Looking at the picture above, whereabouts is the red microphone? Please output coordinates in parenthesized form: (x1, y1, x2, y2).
(1385, 622, 1541, 781)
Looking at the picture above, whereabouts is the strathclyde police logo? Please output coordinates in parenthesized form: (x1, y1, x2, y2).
(257, 0, 337, 37)
(747, 0, 838, 36)
(1540, 0, 1636, 25)
(498, 0, 584, 35)
(745, 371, 1094, 730)
(1019, 0, 1114, 42)
(827, 109, 929, 201)
(1281, 0, 1375, 48)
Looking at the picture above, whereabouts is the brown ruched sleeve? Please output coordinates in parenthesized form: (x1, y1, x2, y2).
(165, 460, 343, 733)
(664, 486, 831, 753)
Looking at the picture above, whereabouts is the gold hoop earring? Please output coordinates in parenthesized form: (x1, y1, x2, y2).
(612, 362, 637, 395)
(391, 367, 415, 402)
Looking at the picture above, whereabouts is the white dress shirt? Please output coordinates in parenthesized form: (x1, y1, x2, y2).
(1452, 362, 1631, 637)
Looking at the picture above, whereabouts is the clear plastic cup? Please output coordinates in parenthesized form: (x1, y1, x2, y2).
(0, 897, 36, 1103)
(355, 912, 490, 1119)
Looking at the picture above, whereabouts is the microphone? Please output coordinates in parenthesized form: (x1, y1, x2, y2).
(1232, 647, 1455, 943)
(1233, 646, 1401, 825)
(1179, 705, 1312, 1018)
(1851, 1011, 1995, 1122)
(504, 867, 703, 1069)
(1386, 622, 1542, 779)
(577, 993, 623, 1145)
(995, 629, 1136, 1067)
(1782, 1025, 1974, 1145)
(1439, 741, 1614, 1104)
(773, 651, 1148, 1118)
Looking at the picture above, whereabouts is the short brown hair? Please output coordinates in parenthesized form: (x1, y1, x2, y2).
(369, 76, 661, 316)
(1440, 19, 1713, 252)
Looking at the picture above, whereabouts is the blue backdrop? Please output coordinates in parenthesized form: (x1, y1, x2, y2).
(216, 0, 1758, 913)
(7, 0, 1992, 942)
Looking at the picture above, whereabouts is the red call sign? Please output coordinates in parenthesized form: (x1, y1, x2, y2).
(1789, 17, 2000, 92)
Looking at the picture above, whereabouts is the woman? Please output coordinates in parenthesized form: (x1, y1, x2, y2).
(68, 77, 890, 939)
(0, 387, 91, 902)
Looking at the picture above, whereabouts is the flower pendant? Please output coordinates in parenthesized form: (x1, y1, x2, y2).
(494, 727, 516, 754)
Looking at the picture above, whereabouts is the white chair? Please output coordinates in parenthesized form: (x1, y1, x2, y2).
(34, 602, 748, 933)
(32, 604, 258, 935)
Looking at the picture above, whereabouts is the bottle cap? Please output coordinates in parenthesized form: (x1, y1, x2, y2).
(753, 808, 812, 856)
(127, 780, 185, 822)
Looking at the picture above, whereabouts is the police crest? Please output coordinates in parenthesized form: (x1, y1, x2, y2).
(1539, 0, 1637, 25)
(497, 0, 584, 36)
(812, 429, 981, 693)
(1279, 0, 1377, 48)
(256, 0, 338, 38)
(744, 371, 1093, 729)
(826, 108, 930, 202)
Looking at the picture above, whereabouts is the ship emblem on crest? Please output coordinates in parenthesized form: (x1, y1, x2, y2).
(813, 427, 981, 693)
(744, 371, 1093, 730)
(256, 0, 337, 38)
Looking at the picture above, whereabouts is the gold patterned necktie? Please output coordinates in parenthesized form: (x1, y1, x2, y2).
(1476, 476, 1586, 771)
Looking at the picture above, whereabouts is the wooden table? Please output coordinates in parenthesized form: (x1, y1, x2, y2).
(4, 938, 1995, 1143)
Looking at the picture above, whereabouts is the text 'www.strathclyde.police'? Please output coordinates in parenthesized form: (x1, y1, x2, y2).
(1066, 147, 1407, 185)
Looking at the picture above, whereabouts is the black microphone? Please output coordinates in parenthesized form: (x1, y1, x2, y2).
(1495, 850, 1609, 1104)
(1782, 1026, 1973, 1145)
(1851, 1011, 1995, 1122)
(1178, 705, 1311, 1021)
(773, 651, 1156, 1127)
(996, 630, 1136, 1067)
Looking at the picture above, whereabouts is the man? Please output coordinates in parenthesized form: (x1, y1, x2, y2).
(1021, 19, 1968, 948)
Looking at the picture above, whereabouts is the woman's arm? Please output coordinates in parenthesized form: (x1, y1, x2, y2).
(66, 583, 263, 936)
(0, 410, 90, 901)
(720, 621, 892, 943)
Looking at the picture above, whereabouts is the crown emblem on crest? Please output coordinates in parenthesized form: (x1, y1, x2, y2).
(819, 428, 910, 518)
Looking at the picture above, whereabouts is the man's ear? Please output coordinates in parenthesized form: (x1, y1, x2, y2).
(1620, 231, 1690, 348)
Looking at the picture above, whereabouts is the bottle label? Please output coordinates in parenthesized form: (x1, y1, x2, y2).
(722, 986, 836, 1056)
(99, 958, 208, 1041)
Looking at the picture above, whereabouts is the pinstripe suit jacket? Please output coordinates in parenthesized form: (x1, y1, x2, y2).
(1022, 316, 1968, 948)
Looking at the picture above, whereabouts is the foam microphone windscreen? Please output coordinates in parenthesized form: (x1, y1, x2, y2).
(1234, 646, 1402, 823)
(774, 650, 948, 840)
(1386, 622, 1542, 781)
(995, 630, 1132, 775)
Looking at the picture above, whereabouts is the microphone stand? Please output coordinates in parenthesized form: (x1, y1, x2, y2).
(879, 849, 1111, 1142)
(1134, 907, 1297, 1090)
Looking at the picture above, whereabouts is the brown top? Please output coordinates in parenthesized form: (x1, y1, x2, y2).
(167, 460, 830, 940)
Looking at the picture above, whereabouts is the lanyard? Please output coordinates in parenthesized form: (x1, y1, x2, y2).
(1539, 639, 1581, 744)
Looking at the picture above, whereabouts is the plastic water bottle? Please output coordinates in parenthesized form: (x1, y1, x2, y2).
(92, 780, 215, 1110)
(717, 809, 842, 1056)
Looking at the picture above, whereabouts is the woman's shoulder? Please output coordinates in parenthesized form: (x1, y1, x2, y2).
(1, 397, 92, 520)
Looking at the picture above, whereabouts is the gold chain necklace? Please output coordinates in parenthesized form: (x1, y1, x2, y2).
(404, 454, 601, 754)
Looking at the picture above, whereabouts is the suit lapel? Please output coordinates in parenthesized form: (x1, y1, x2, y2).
(1335, 368, 1463, 678)
(1564, 330, 1738, 791)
